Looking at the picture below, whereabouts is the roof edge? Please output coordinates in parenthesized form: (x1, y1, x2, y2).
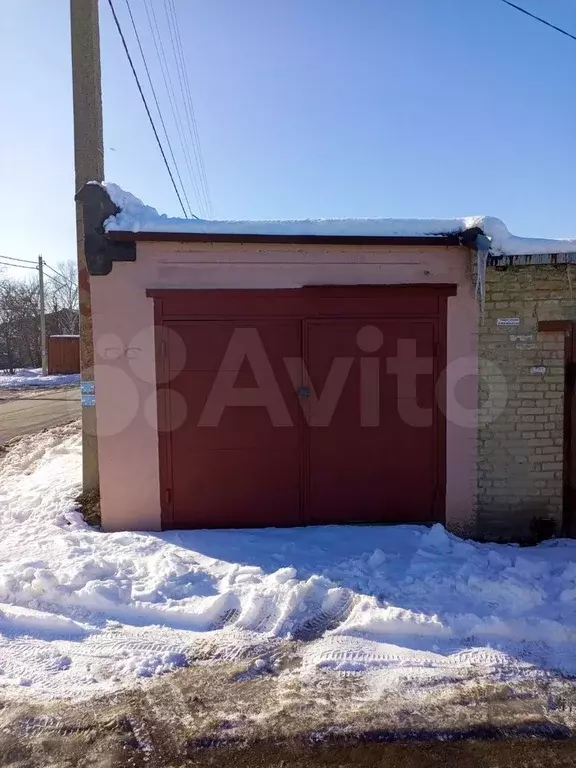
(76, 182, 478, 277)
(106, 230, 464, 247)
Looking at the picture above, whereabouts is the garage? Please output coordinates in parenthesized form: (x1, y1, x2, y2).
(149, 285, 454, 529)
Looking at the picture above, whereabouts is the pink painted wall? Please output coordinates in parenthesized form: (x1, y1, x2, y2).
(90, 241, 478, 534)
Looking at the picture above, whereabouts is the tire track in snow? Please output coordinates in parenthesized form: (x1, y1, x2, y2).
(291, 589, 355, 641)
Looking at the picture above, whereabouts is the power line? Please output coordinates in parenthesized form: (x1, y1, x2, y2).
(106, 0, 190, 218)
(170, 0, 212, 214)
(145, 0, 206, 217)
(142, 0, 201, 213)
(164, 0, 210, 216)
(499, 0, 576, 43)
(162, 0, 203, 213)
(167, 0, 213, 217)
(123, 0, 196, 218)
(44, 274, 70, 292)
(0, 260, 37, 271)
(0, 260, 71, 292)
(41, 264, 71, 291)
(0, 255, 73, 283)
(0, 254, 37, 265)
(43, 261, 72, 283)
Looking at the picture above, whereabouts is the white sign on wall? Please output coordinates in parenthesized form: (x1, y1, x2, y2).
(497, 318, 520, 326)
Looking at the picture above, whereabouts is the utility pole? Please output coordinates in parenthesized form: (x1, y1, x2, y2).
(70, 0, 104, 492)
(38, 256, 48, 376)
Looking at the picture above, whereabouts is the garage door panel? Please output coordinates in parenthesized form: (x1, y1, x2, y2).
(153, 288, 448, 320)
(306, 320, 437, 417)
(307, 320, 434, 358)
(305, 319, 439, 430)
(308, 423, 436, 453)
(168, 319, 302, 528)
(308, 443, 435, 523)
(309, 447, 436, 523)
(168, 371, 299, 448)
(306, 318, 439, 523)
(173, 449, 300, 528)
(166, 321, 299, 372)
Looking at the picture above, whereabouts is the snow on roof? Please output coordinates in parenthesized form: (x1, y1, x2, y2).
(100, 182, 576, 257)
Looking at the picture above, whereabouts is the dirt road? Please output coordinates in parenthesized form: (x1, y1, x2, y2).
(1, 652, 576, 767)
(0, 387, 80, 444)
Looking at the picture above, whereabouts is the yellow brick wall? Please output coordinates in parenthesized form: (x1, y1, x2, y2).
(478, 264, 575, 538)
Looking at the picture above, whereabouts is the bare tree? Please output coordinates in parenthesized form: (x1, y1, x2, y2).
(0, 260, 79, 373)
(0, 276, 41, 373)
(45, 260, 79, 335)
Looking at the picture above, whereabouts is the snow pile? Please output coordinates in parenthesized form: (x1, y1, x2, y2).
(0, 369, 80, 390)
(101, 182, 576, 257)
(2, 423, 576, 700)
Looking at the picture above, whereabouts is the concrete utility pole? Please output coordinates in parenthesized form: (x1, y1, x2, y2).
(38, 256, 48, 376)
(70, 0, 104, 492)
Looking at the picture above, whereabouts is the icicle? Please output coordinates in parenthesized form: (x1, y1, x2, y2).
(475, 249, 488, 321)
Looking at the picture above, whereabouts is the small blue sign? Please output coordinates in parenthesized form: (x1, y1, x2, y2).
(82, 394, 96, 408)
(81, 381, 95, 396)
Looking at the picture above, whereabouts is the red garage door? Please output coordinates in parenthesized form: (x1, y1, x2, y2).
(150, 286, 454, 529)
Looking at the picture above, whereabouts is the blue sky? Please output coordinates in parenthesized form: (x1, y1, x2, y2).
(1, 0, 575, 274)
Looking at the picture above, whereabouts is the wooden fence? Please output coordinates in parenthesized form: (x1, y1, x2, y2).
(48, 335, 80, 375)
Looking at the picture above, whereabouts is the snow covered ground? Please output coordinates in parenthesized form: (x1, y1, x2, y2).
(1, 423, 576, 703)
(0, 369, 80, 390)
